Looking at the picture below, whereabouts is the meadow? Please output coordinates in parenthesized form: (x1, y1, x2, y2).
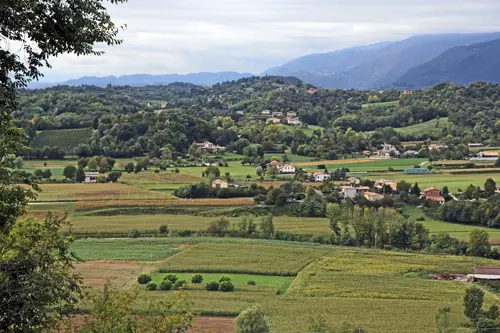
(297, 157, 426, 172)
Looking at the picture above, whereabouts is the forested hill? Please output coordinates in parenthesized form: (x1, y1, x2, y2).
(15, 76, 500, 158)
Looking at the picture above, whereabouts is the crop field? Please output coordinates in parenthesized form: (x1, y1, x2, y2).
(75, 197, 254, 210)
(30, 128, 93, 152)
(158, 243, 327, 275)
(73, 238, 500, 333)
(298, 157, 425, 172)
(120, 171, 203, 186)
(32, 183, 172, 202)
(149, 272, 294, 293)
(368, 172, 500, 192)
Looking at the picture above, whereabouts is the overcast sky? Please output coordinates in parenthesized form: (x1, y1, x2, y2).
(32, 0, 500, 81)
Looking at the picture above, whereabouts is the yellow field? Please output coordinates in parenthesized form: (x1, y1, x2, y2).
(120, 171, 203, 185)
(294, 157, 385, 166)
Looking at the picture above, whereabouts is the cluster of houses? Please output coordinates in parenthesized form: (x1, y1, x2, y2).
(196, 141, 226, 153)
(261, 111, 302, 126)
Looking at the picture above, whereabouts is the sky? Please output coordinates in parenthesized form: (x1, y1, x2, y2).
(23, 0, 500, 81)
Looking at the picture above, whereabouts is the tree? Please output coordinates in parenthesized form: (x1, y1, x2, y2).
(92, 117, 99, 130)
(161, 147, 172, 161)
(87, 157, 99, 171)
(0, 0, 126, 330)
(467, 229, 491, 257)
(188, 142, 201, 158)
(235, 304, 269, 333)
(76, 167, 86, 183)
(73, 283, 194, 333)
(99, 158, 110, 173)
(73, 144, 93, 158)
(125, 162, 135, 173)
(326, 203, 343, 237)
(464, 286, 485, 323)
(256, 166, 263, 176)
(42, 169, 52, 179)
(435, 307, 455, 333)
(259, 215, 274, 239)
(410, 182, 421, 196)
(63, 165, 77, 180)
(204, 166, 221, 178)
(484, 178, 497, 197)
(207, 217, 230, 236)
(266, 166, 279, 179)
(108, 171, 123, 183)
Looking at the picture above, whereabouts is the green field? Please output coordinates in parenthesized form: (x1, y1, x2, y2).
(368, 172, 500, 192)
(298, 158, 426, 172)
(263, 153, 315, 163)
(73, 238, 500, 333)
(395, 117, 448, 137)
(361, 100, 399, 109)
(150, 272, 294, 293)
(30, 128, 93, 152)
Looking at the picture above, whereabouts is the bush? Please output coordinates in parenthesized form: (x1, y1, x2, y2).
(192, 274, 203, 284)
(129, 228, 140, 238)
(159, 280, 173, 291)
(146, 282, 157, 291)
(219, 276, 232, 283)
(137, 274, 152, 285)
(205, 281, 220, 291)
(416, 217, 425, 221)
(164, 273, 178, 283)
(174, 280, 187, 290)
(247, 280, 256, 285)
(159, 224, 169, 234)
(220, 280, 235, 292)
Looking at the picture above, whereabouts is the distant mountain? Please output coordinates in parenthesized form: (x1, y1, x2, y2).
(397, 38, 500, 88)
(264, 32, 500, 89)
(29, 72, 255, 88)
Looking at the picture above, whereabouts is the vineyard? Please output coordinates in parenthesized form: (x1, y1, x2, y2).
(30, 128, 93, 152)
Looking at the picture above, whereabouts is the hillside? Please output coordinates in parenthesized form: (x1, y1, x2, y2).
(397, 38, 500, 88)
(264, 32, 500, 89)
(29, 71, 255, 88)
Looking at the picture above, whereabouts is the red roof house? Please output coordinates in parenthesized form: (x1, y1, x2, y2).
(424, 187, 445, 203)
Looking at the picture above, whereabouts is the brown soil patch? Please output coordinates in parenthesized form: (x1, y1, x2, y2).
(122, 172, 203, 184)
(189, 317, 235, 333)
(25, 211, 66, 219)
(75, 260, 151, 289)
(294, 157, 387, 166)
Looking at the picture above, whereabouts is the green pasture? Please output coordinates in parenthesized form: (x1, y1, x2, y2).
(264, 153, 315, 163)
(361, 100, 399, 109)
(299, 158, 426, 172)
(395, 117, 448, 136)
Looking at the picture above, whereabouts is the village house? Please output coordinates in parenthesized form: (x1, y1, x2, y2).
(212, 179, 228, 189)
(313, 172, 331, 182)
(196, 141, 226, 152)
(286, 112, 297, 117)
(267, 118, 281, 124)
(347, 177, 361, 185)
(278, 164, 296, 174)
(84, 172, 99, 184)
(423, 187, 445, 204)
(307, 88, 317, 94)
(476, 151, 499, 159)
(341, 186, 371, 199)
(267, 160, 282, 168)
(377, 144, 400, 158)
(403, 90, 413, 95)
(272, 111, 283, 117)
(429, 144, 444, 151)
(374, 179, 397, 192)
(468, 267, 500, 283)
(261, 110, 271, 116)
(361, 151, 372, 156)
(364, 192, 385, 202)
(286, 117, 302, 126)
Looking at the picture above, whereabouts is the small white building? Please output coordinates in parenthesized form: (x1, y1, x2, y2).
(279, 164, 296, 174)
(84, 172, 99, 184)
(313, 172, 331, 182)
(341, 186, 358, 199)
(347, 177, 361, 185)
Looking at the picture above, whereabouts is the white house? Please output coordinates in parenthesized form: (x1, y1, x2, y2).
(279, 164, 296, 174)
(261, 110, 271, 115)
(377, 144, 400, 157)
(196, 141, 226, 152)
(313, 172, 331, 182)
(347, 177, 361, 185)
(84, 172, 99, 184)
(341, 186, 358, 199)
(286, 117, 302, 126)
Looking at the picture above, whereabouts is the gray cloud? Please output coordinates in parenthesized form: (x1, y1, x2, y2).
(32, 0, 500, 81)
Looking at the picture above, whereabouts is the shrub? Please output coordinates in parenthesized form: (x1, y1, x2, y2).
(192, 274, 203, 284)
(416, 217, 425, 221)
(146, 282, 157, 291)
(159, 280, 173, 291)
(219, 276, 231, 283)
(159, 224, 169, 234)
(164, 273, 178, 283)
(129, 228, 140, 238)
(137, 274, 152, 285)
(205, 281, 220, 291)
(247, 280, 256, 286)
(174, 280, 187, 290)
(220, 280, 235, 292)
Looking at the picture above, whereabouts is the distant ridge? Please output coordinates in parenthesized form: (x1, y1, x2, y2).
(29, 71, 255, 88)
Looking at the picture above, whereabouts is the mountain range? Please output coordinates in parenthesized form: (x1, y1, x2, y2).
(29, 32, 500, 90)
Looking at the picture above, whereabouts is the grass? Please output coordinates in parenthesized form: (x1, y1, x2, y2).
(394, 117, 448, 137)
(150, 272, 294, 293)
(263, 153, 315, 163)
(30, 128, 93, 152)
(158, 243, 327, 276)
(298, 158, 425, 172)
(362, 100, 399, 109)
(367, 172, 500, 193)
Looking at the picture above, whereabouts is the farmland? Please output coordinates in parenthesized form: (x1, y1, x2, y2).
(30, 128, 93, 152)
(71, 237, 500, 333)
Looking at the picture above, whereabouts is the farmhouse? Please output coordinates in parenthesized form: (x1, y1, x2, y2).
(267, 160, 282, 168)
(267, 118, 281, 124)
(261, 110, 271, 116)
(341, 186, 370, 199)
(403, 168, 432, 175)
(364, 192, 385, 201)
(374, 179, 397, 192)
(468, 267, 500, 283)
(286, 112, 297, 117)
(313, 172, 331, 182)
(477, 151, 499, 159)
(307, 88, 317, 94)
(212, 179, 228, 189)
(279, 164, 296, 174)
(84, 172, 99, 184)
(424, 187, 445, 204)
(286, 117, 302, 126)
(403, 90, 413, 95)
(196, 141, 226, 152)
(377, 143, 400, 157)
